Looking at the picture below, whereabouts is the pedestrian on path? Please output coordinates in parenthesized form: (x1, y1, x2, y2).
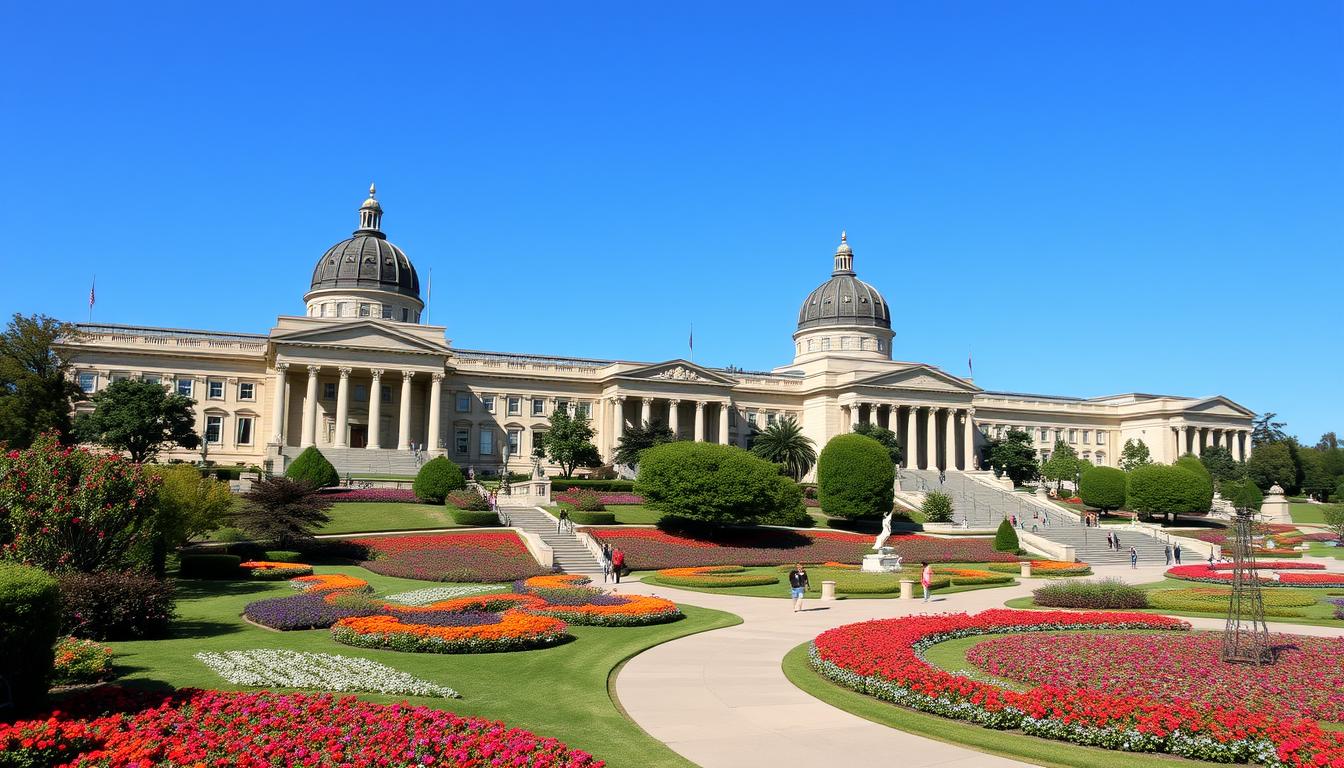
(1106, 531, 1114, 550)
(1164, 544, 1172, 565)
(1113, 532, 1121, 550)
(789, 564, 810, 612)
(601, 543, 613, 583)
(557, 507, 570, 533)
(1174, 542, 1183, 564)
(612, 548, 626, 584)
(1130, 547, 1138, 568)
(921, 562, 934, 602)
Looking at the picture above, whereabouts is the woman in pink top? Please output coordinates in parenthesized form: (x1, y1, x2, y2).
(921, 562, 933, 602)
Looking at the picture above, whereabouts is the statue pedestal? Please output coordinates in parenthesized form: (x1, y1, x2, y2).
(861, 549, 903, 573)
(1260, 484, 1292, 524)
(900, 579, 915, 599)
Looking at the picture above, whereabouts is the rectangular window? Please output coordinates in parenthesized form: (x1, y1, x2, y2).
(323, 382, 337, 400)
(479, 430, 494, 455)
(205, 415, 223, 445)
(1054, 429, 1063, 443)
(767, 412, 777, 426)
(207, 379, 225, 400)
(1068, 429, 1077, 444)
(822, 338, 831, 351)
(533, 430, 546, 451)
(353, 384, 367, 402)
(1039, 428, 1048, 442)
(454, 428, 469, 454)
(1083, 430, 1091, 444)
(359, 303, 370, 317)
(508, 429, 521, 456)
(531, 398, 545, 416)
(381, 305, 393, 319)
(577, 402, 591, 419)
(319, 304, 328, 317)
(78, 372, 97, 393)
(555, 399, 569, 415)
(746, 409, 757, 426)
(177, 378, 193, 397)
(507, 396, 521, 415)
(238, 382, 255, 401)
(456, 393, 471, 412)
(401, 308, 410, 322)
(1097, 430, 1107, 444)
(729, 408, 737, 427)
(482, 395, 496, 414)
(380, 385, 392, 404)
(142, 374, 161, 385)
(236, 416, 254, 445)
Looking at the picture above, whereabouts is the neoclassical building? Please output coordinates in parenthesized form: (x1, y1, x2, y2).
(60, 186, 1256, 479)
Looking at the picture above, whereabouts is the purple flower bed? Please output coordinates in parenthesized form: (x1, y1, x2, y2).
(243, 593, 380, 630)
(1332, 598, 1344, 620)
(320, 489, 424, 503)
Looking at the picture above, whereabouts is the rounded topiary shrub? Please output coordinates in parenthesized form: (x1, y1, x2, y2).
(285, 446, 339, 489)
(413, 456, 466, 503)
(0, 563, 61, 714)
(922, 491, 954, 523)
(994, 518, 1020, 552)
(58, 571, 176, 640)
(635, 442, 804, 526)
(1128, 464, 1213, 522)
(1079, 466, 1127, 513)
(574, 490, 606, 512)
(816, 434, 894, 520)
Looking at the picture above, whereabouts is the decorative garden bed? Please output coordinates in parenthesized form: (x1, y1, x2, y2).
(1166, 561, 1344, 587)
(357, 532, 549, 582)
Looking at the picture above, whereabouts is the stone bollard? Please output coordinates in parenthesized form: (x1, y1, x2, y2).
(821, 580, 837, 601)
(1020, 561, 1033, 578)
(900, 579, 915, 600)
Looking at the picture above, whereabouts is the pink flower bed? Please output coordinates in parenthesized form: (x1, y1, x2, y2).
(358, 532, 548, 582)
(966, 630, 1344, 723)
(584, 527, 1015, 569)
(553, 489, 645, 505)
(1167, 561, 1344, 587)
(321, 488, 423, 503)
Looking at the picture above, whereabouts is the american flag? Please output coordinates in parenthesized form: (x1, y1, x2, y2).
(89, 278, 95, 308)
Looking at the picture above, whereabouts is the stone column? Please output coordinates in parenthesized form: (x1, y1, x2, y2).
(848, 403, 859, 430)
(427, 372, 444, 454)
(300, 365, 320, 447)
(963, 408, 976, 470)
(612, 396, 626, 442)
(1177, 425, 1188, 457)
(641, 397, 652, 426)
(668, 399, 681, 439)
(1244, 431, 1254, 459)
(943, 407, 956, 470)
(367, 369, 383, 449)
(924, 407, 937, 470)
(397, 371, 415, 450)
(1194, 427, 1204, 456)
(694, 401, 706, 441)
(333, 367, 352, 448)
(270, 362, 289, 444)
(902, 405, 916, 469)
(719, 402, 730, 444)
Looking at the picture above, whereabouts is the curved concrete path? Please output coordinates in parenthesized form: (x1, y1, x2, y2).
(604, 560, 1344, 768)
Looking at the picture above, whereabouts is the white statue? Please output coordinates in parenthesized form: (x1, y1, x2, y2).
(873, 510, 893, 552)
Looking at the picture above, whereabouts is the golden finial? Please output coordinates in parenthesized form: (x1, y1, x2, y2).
(841, 229, 847, 243)
(368, 182, 377, 198)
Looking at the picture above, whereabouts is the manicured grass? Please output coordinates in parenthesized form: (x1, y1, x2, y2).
(105, 565, 739, 768)
(781, 642, 1224, 768)
(640, 565, 1017, 600)
(546, 504, 665, 525)
(1308, 542, 1344, 560)
(348, 474, 415, 481)
(1292, 503, 1328, 524)
(317, 502, 462, 534)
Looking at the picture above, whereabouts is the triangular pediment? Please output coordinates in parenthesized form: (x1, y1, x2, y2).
(856, 365, 981, 393)
(272, 320, 449, 355)
(1186, 396, 1255, 418)
(613, 359, 737, 385)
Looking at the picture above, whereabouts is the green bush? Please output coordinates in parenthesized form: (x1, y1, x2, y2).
(412, 456, 466, 503)
(551, 478, 636, 492)
(285, 446, 339, 489)
(179, 553, 242, 579)
(635, 442, 804, 526)
(57, 571, 176, 640)
(0, 564, 62, 714)
(574, 490, 606, 512)
(759, 503, 815, 527)
(569, 510, 616, 525)
(1221, 477, 1264, 510)
(1079, 466, 1127, 512)
(922, 491, 954, 523)
(449, 508, 501, 527)
(993, 519, 1019, 552)
(1032, 577, 1147, 609)
(1128, 463, 1214, 521)
(816, 434, 894, 520)
(264, 550, 305, 563)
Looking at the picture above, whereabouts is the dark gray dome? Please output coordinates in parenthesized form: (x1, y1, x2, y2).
(308, 185, 421, 301)
(796, 233, 890, 330)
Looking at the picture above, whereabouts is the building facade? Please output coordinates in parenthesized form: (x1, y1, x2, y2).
(60, 187, 1256, 478)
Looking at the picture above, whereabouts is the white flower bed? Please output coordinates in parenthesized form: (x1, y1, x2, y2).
(195, 649, 459, 698)
(382, 584, 505, 605)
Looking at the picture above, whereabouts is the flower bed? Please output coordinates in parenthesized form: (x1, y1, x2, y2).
(319, 488, 423, 503)
(239, 560, 314, 580)
(810, 609, 1344, 766)
(1278, 572, 1344, 588)
(291, 573, 373, 593)
(358, 532, 548, 582)
(195, 649, 459, 698)
(585, 527, 1015, 569)
(333, 611, 570, 653)
(654, 565, 781, 588)
(1147, 587, 1318, 617)
(383, 584, 505, 605)
(554, 489, 645, 506)
(53, 637, 115, 685)
(0, 688, 602, 767)
(988, 560, 1092, 577)
(529, 592, 682, 626)
(934, 567, 1012, 586)
(1167, 561, 1342, 587)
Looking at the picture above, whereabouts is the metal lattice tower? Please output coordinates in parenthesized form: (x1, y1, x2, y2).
(1222, 506, 1273, 664)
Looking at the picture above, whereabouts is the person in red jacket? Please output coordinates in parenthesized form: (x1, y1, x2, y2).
(611, 548, 626, 584)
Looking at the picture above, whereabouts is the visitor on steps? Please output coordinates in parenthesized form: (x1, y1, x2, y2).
(1106, 531, 1114, 550)
(1130, 547, 1138, 568)
(1113, 532, 1121, 551)
(1174, 542, 1183, 564)
(789, 564, 810, 612)
(557, 507, 569, 533)
(612, 548, 625, 584)
(601, 543, 613, 583)
(921, 562, 933, 602)
(1164, 544, 1172, 565)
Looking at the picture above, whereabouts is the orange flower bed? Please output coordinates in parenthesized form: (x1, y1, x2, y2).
(240, 560, 314, 580)
(532, 593, 682, 626)
(291, 573, 372, 594)
(333, 611, 569, 653)
(395, 593, 544, 614)
(523, 574, 592, 589)
(988, 560, 1092, 576)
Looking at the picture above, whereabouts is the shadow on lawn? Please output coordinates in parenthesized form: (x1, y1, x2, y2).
(172, 579, 275, 601)
(168, 619, 245, 640)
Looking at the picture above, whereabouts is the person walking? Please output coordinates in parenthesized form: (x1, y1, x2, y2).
(789, 564, 810, 612)
(1130, 546, 1138, 569)
(1164, 544, 1172, 565)
(1113, 532, 1121, 551)
(1106, 531, 1114, 550)
(600, 543, 613, 583)
(557, 507, 569, 533)
(612, 548, 625, 584)
(921, 562, 934, 603)
(1174, 541, 1183, 565)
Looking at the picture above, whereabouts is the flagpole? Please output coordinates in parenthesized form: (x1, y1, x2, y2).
(88, 275, 95, 323)
(689, 322, 694, 362)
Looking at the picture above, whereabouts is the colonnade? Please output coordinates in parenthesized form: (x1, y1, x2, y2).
(612, 395, 733, 445)
(273, 362, 440, 451)
(844, 401, 976, 472)
(1175, 424, 1252, 461)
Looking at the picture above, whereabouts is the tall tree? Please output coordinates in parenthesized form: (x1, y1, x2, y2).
(1118, 438, 1152, 472)
(1245, 441, 1297, 492)
(234, 476, 332, 549)
(1252, 412, 1288, 446)
(853, 422, 902, 466)
(1040, 440, 1080, 492)
(613, 420, 674, 467)
(750, 417, 817, 480)
(74, 379, 200, 462)
(539, 409, 601, 477)
(987, 429, 1039, 487)
(0, 313, 83, 448)
(1318, 432, 1340, 451)
(1198, 445, 1243, 486)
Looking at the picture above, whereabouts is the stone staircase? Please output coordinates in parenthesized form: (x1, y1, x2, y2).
(498, 506, 602, 573)
(282, 447, 423, 477)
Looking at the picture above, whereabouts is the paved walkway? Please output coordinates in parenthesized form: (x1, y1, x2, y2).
(604, 560, 1344, 768)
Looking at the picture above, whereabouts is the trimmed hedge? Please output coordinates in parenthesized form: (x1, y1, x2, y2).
(993, 519, 1019, 552)
(1079, 466, 1126, 512)
(552, 478, 635, 492)
(1128, 463, 1213, 520)
(816, 434, 894, 520)
(0, 563, 61, 714)
(635, 442, 805, 525)
(1147, 587, 1315, 617)
(412, 456, 466, 503)
(654, 566, 781, 588)
(1032, 577, 1147, 609)
(58, 571, 176, 640)
(179, 553, 243, 579)
(574, 490, 606, 512)
(264, 550, 305, 563)
(285, 446, 339, 489)
(449, 509, 501, 527)
(569, 510, 616, 525)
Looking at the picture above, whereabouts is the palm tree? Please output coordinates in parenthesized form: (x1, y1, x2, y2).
(750, 417, 817, 480)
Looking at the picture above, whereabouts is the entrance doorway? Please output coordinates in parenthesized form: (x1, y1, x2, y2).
(349, 425, 368, 448)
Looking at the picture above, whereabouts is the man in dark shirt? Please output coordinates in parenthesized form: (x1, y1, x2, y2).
(789, 564, 810, 612)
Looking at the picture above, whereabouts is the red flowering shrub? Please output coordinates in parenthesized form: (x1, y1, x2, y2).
(358, 532, 548, 582)
(0, 687, 604, 766)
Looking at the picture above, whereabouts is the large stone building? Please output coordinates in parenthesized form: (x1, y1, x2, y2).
(60, 186, 1256, 479)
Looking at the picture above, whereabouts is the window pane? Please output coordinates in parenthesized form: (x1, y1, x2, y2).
(532, 399, 544, 416)
(353, 384, 367, 402)
(507, 397, 520, 415)
(78, 373, 96, 392)
(237, 417, 253, 445)
(177, 379, 193, 397)
(455, 429, 469, 453)
(508, 430, 521, 455)
(206, 416, 223, 444)
(456, 393, 470, 412)
(239, 383, 254, 400)
(324, 383, 337, 400)
(381, 305, 393, 319)
(381, 386, 392, 403)
(359, 303, 370, 317)
(208, 380, 224, 399)
(483, 396, 495, 413)
(480, 431, 493, 455)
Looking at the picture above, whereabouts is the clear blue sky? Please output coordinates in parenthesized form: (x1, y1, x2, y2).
(3, 2, 1340, 442)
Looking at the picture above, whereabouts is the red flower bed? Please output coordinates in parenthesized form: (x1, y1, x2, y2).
(320, 488, 423, 503)
(0, 687, 602, 766)
(1279, 572, 1344, 587)
(359, 532, 548, 582)
(584, 528, 1015, 569)
(1209, 561, 1325, 571)
(811, 609, 1344, 766)
(1167, 561, 1341, 587)
(553, 489, 645, 505)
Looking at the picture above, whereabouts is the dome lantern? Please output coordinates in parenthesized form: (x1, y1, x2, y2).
(357, 182, 383, 233)
(303, 185, 423, 321)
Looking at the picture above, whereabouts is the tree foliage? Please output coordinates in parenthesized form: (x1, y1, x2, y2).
(994, 519, 1020, 552)
(1252, 412, 1288, 446)
(1219, 477, 1263, 511)
(74, 379, 200, 462)
(1246, 441, 1297, 491)
(540, 410, 601, 477)
(816, 433, 895, 520)
(1127, 463, 1213, 523)
(1040, 440, 1080, 491)
(922, 491, 953, 523)
(613, 420, 674, 467)
(853, 422, 902, 466)
(750, 417, 817, 480)
(235, 476, 332, 548)
(1299, 445, 1344, 502)
(1324, 505, 1344, 544)
(987, 429, 1038, 487)
(634, 442, 804, 526)
(1118, 439, 1152, 472)
(0, 313, 83, 449)
(144, 465, 234, 576)
(1079, 466, 1126, 512)
(412, 456, 466, 503)
(1198, 446, 1243, 486)
(285, 446, 339, 489)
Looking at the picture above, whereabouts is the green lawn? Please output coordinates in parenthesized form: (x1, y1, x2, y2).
(106, 565, 740, 768)
(1291, 503, 1328, 524)
(547, 504, 665, 525)
(781, 643, 1226, 768)
(640, 565, 1018, 600)
(317, 502, 463, 534)
(1308, 542, 1344, 560)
